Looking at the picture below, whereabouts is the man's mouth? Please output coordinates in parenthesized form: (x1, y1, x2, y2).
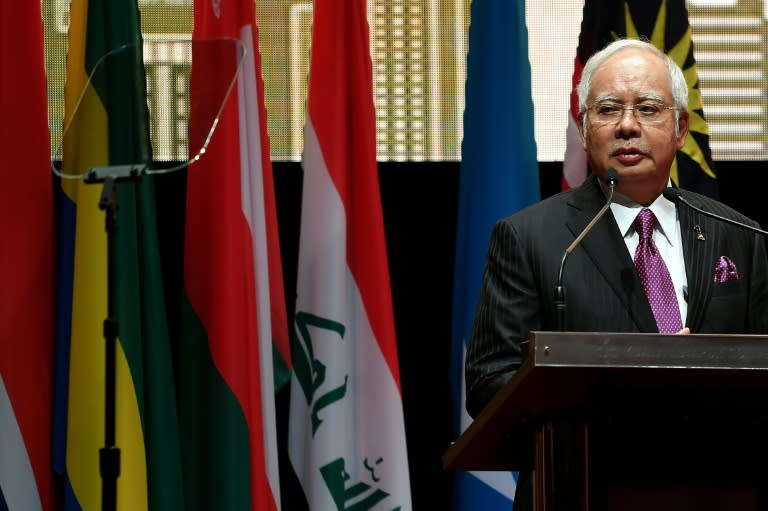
(611, 146, 647, 164)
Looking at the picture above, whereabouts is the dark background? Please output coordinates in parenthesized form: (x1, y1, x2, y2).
(275, 160, 768, 509)
(156, 160, 767, 509)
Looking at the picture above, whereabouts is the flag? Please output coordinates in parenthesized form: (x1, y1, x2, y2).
(563, 0, 718, 198)
(451, 0, 540, 509)
(287, 0, 412, 509)
(0, 2, 56, 510)
(179, 0, 289, 508)
(53, 0, 184, 509)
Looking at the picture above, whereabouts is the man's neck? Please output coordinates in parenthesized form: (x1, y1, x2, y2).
(598, 178, 669, 207)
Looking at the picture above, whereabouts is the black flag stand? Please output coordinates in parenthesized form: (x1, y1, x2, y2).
(85, 164, 146, 511)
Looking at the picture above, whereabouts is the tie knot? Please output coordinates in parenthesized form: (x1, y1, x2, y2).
(635, 208, 656, 240)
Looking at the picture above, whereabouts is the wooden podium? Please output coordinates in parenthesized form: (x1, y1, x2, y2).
(443, 332, 768, 510)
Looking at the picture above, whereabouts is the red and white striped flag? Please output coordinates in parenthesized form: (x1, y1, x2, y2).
(182, 0, 289, 508)
(0, 1, 55, 510)
(287, 1, 412, 509)
(562, 55, 588, 190)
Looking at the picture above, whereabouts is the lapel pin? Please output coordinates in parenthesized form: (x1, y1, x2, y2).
(694, 225, 705, 241)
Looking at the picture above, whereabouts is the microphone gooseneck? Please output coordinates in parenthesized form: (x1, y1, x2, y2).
(554, 168, 619, 331)
(663, 187, 768, 237)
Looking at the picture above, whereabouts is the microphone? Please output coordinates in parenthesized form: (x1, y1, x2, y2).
(554, 168, 619, 331)
(662, 187, 768, 237)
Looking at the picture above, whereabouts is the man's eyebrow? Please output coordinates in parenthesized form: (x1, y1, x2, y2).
(592, 94, 619, 103)
(637, 93, 665, 103)
(592, 93, 666, 104)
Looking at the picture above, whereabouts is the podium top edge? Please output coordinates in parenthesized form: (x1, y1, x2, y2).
(527, 331, 768, 371)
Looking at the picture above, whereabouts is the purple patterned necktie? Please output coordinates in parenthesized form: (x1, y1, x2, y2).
(633, 209, 683, 333)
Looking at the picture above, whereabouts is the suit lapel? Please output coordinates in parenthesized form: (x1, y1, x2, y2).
(677, 190, 717, 331)
(566, 176, 658, 331)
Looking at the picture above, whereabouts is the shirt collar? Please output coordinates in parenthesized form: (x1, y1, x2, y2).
(605, 180, 678, 246)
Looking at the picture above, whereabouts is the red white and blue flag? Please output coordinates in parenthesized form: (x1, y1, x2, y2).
(0, 1, 56, 510)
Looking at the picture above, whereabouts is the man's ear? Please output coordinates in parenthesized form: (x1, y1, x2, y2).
(578, 113, 588, 150)
(676, 109, 690, 149)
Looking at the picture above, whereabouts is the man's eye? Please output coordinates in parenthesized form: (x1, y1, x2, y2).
(636, 104, 662, 116)
(597, 105, 621, 115)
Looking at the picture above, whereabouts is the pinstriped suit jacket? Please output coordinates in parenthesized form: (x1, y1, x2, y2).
(465, 174, 768, 418)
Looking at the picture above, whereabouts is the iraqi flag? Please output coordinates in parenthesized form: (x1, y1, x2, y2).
(0, 1, 56, 510)
(287, 0, 412, 509)
(181, 0, 290, 509)
(563, 0, 718, 199)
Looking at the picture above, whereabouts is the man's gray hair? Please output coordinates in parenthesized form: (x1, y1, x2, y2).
(577, 39, 688, 132)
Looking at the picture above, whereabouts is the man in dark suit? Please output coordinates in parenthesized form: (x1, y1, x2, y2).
(464, 38, 768, 508)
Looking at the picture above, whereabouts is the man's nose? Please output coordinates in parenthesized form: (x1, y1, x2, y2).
(615, 107, 641, 135)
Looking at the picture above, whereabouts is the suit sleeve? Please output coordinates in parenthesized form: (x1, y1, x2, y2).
(748, 229, 768, 333)
(465, 218, 542, 418)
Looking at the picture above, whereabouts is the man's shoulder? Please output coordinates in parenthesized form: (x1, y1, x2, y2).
(499, 187, 577, 225)
(488, 189, 580, 248)
(678, 188, 760, 227)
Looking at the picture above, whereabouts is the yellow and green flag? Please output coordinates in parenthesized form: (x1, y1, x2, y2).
(53, 1, 183, 509)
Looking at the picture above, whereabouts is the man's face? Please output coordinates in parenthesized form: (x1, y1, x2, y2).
(579, 49, 689, 205)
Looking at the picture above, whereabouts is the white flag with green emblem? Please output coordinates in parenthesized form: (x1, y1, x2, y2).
(287, 1, 412, 510)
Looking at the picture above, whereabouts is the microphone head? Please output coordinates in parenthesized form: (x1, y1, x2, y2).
(662, 187, 681, 204)
(605, 168, 619, 186)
